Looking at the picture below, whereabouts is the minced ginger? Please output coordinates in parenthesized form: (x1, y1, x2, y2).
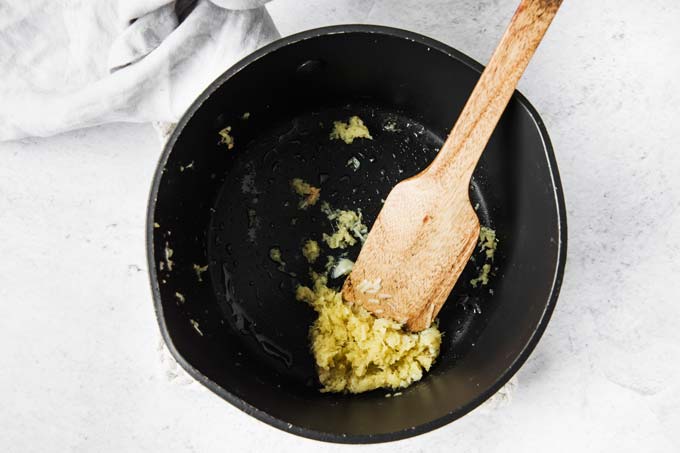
(302, 239, 320, 263)
(218, 126, 234, 149)
(471, 226, 498, 287)
(296, 273, 441, 393)
(478, 226, 498, 259)
(470, 263, 492, 287)
(321, 202, 367, 249)
(291, 178, 321, 209)
(330, 116, 372, 144)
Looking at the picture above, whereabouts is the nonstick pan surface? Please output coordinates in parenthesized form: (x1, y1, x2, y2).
(147, 25, 567, 443)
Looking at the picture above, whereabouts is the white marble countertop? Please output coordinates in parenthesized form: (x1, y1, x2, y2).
(1, 1, 679, 451)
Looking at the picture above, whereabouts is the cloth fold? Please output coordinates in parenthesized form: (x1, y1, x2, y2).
(108, 2, 178, 71)
(0, 0, 278, 141)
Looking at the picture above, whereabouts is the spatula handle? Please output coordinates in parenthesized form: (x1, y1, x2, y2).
(426, 0, 562, 187)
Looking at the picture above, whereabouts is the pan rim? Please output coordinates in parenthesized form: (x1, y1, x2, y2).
(146, 24, 568, 444)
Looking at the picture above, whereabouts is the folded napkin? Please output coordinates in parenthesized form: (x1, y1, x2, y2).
(0, 0, 278, 141)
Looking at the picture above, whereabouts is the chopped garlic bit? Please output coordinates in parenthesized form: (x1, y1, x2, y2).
(383, 121, 400, 132)
(164, 243, 174, 271)
(193, 263, 208, 282)
(346, 156, 361, 171)
(189, 319, 203, 336)
(218, 126, 234, 149)
(241, 112, 251, 119)
(331, 258, 354, 278)
(175, 292, 186, 304)
(357, 278, 382, 294)
(290, 178, 321, 209)
(154, 222, 160, 228)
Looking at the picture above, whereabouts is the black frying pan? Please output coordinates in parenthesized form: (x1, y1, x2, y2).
(147, 25, 567, 443)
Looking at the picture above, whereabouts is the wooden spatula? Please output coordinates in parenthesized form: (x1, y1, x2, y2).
(342, 0, 563, 332)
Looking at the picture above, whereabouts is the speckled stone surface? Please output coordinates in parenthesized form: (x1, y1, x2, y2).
(1, 1, 679, 451)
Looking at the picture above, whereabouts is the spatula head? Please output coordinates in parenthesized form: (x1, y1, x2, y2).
(342, 174, 480, 332)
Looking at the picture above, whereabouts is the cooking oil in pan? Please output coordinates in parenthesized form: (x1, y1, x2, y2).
(222, 264, 293, 369)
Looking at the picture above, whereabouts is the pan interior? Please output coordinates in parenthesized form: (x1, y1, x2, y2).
(207, 102, 494, 389)
(150, 28, 563, 440)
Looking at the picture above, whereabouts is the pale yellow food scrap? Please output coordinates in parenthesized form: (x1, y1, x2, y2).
(479, 226, 498, 260)
(164, 243, 174, 271)
(346, 156, 360, 171)
(296, 273, 441, 393)
(241, 112, 250, 119)
(329, 116, 373, 144)
(383, 121, 400, 132)
(470, 263, 492, 288)
(247, 208, 257, 227)
(470, 226, 498, 287)
(324, 256, 336, 274)
(356, 277, 382, 294)
(321, 202, 367, 249)
(331, 257, 354, 278)
(269, 247, 285, 268)
(218, 126, 234, 149)
(193, 263, 208, 282)
(189, 319, 203, 336)
(290, 178, 321, 209)
(174, 292, 186, 304)
(302, 240, 320, 263)
(322, 230, 356, 249)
